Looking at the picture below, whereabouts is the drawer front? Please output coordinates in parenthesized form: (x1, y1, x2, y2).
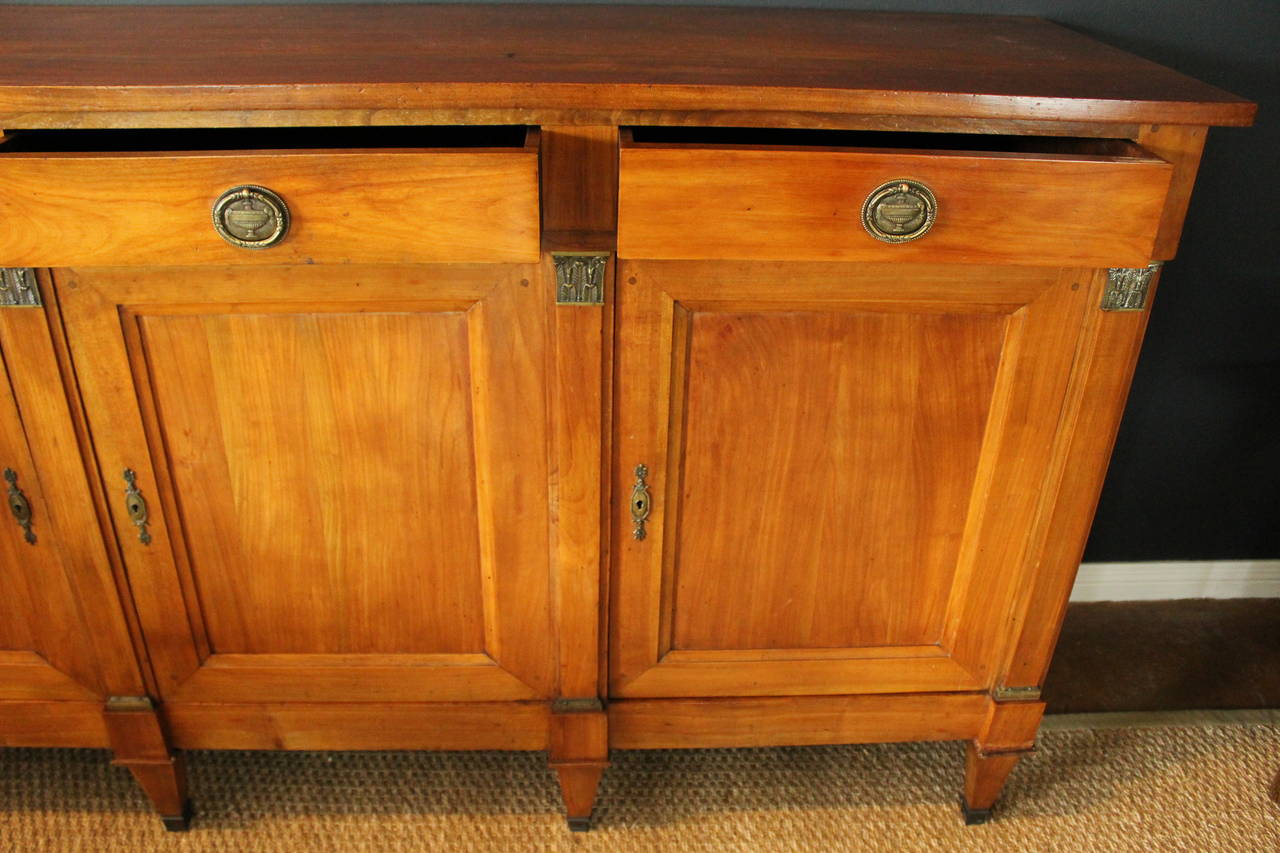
(0, 146, 539, 266)
(619, 144, 1173, 266)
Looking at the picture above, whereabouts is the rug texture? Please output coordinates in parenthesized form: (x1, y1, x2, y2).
(1, 722, 1276, 852)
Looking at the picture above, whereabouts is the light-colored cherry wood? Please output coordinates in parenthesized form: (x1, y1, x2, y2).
(0, 6, 1252, 827)
(609, 693, 991, 749)
(165, 701, 550, 751)
(0, 312, 145, 705)
(610, 261, 1093, 699)
(619, 142, 1172, 266)
(549, 705, 609, 826)
(977, 699, 1045, 754)
(0, 142, 539, 267)
(963, 746, 1022, 813)
(2, 108, 1153, 137)
(997, 270, 1163, 692)
(671, 310, 1003, 652)
(103, 698, 189, 823)
(0, 701, 111, 747)
(541, 128, 619, 703)
(55, 262, 557, 706)
(10, 272, 159, 698)
(546, 249, 614, 701)
(1137, 124, 1208, 260)
(138, 312, 484, 656)
(0, 7, 1256, 128)
(963, 698, 1045, 813)
(542, 127, 619, 236)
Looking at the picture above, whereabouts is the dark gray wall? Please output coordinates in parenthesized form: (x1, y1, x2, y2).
(7, 0, 1277, 560)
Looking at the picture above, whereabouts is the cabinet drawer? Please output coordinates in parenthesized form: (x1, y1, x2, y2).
(0, 126, 539, 266)
(619, 130, 1173, 266)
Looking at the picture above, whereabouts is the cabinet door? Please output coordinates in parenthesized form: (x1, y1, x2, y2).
(0, 322, 104, 705)
(610, 260, 1094, 698)
(58, 264, 555, 703)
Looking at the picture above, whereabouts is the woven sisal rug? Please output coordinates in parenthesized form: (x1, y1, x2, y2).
(2, 717, 1276, 852)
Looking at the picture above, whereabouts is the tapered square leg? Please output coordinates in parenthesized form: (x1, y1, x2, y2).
(549, 699, 608, 831)
(103, 696, 192, 831)
(960, 697, 1044, 824)
(962, 744, 1022, 822)
(555, 764, 606, 831)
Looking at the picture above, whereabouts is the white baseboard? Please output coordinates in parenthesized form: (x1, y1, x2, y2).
(1069, 560, 1280, 602)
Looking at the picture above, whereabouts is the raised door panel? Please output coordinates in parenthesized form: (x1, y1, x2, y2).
(57, 264, 555, 703)
(610, 261, 1093, 698)
(0, 339, 102, 702)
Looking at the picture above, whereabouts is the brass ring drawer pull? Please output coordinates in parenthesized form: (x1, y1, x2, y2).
(861, 179, 937, 243)
(212, 185, 290, 249)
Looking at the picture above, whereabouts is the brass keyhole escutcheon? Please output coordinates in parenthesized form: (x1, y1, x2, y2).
(861, 179, 938, 243)
(4, 468, 35, 545)
(122, 469, 152, 546)
(212, 185, 290, 249)
(630, 464, 652, 541)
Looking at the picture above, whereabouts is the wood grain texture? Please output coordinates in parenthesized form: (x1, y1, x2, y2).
(672, 311, 1004, 651)
(609, 693, 991, 749)
(541, 127, 619, 235)
(164, 701, 550, 750)
(139, 311, 485, 656)
(0, 6, 1255, 128)
(0, 147, 539, 267)
(619, 144, 1173, 266)
(546, 251, 613, 700)
(541, 132, 617, 702)
(1138, 124, 1208, 260)
(0, 700, 111, 747)
(0, 108, 1149, 137)
(963, 745, 1022, 811)
(996, 271, 1162, 692)
(977, 699, 1045, 754)
(56, 263, 557, 704)
(963, 698, 1045, 811)
(0, 288, 150, 698)
(609, 261, 1093, 699)
(0, 337, 124, 703)
(103, 699, 188, 820)
(549, 704, 609, 822)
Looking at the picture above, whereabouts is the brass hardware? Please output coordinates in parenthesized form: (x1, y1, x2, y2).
(630, 464, 651, 540)
(105, 695, 156, 713)
(212, 185, 290, 249)
(552, 252, 608, 304)
(993, 685, 1042, 702)
(551, 698, 605, 714)
(122, 469, 152, 545)
(4, 468, 35, 545)
(862, 179, 938, 243)
(0, 268, 41, 307)
(1102, 263, 1161, 311)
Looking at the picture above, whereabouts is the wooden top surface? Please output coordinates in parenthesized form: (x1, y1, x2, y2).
(0, 5, 1255, 129)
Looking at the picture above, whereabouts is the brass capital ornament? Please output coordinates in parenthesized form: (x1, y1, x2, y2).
(212, 185, 290, 249)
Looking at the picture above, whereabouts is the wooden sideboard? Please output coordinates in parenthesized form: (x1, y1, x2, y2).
(0, 5, 1254, 831)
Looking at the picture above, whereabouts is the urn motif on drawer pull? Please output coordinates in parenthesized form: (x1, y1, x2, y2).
(212, 185, 291, 249)
(861, 179, 938, 243)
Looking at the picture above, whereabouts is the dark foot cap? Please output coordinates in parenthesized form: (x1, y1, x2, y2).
(567, 816, 592, 832)
(960, 797, 992, 826)
(160, 801, 194, 832)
